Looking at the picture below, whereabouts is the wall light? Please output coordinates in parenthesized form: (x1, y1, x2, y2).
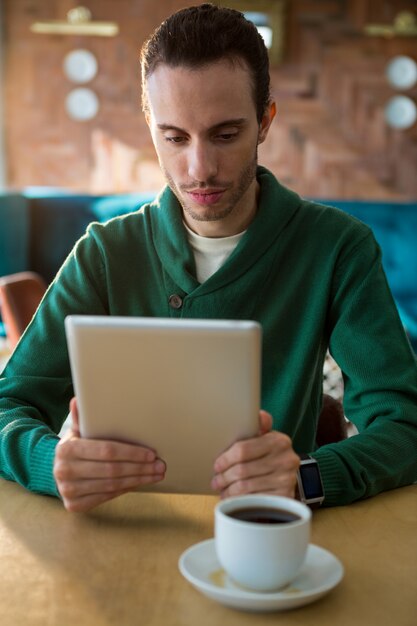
(30, 5, 119, 37)
(384, 95, 417, 130)
(386, 56, 417, 90)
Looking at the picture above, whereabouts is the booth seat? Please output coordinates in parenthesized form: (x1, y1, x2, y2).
(0, 190, 416, 351)
(0, 189, 155, 283)
(324, 200, 417, 352)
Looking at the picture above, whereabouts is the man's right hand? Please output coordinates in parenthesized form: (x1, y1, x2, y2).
(53, 397, 166, 512)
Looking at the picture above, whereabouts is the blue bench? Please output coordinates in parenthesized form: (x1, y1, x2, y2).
(323, 200, 417, 352)
(1, 191, 416, 351)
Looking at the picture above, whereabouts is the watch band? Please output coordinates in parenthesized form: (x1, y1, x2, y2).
(296, 454, 325, 509)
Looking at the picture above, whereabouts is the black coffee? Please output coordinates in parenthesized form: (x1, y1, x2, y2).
(227, 506, 301, 524)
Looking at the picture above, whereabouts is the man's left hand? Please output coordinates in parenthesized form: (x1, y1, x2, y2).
(211, 410, 300, 499)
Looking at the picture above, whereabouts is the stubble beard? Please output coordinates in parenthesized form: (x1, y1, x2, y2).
(162, 149, 258, 223)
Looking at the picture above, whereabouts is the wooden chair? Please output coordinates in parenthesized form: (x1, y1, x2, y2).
(0, 272, 47, 349)
(317, 393, 348, 446)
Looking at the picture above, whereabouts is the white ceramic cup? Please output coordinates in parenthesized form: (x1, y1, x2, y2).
(215, 494, 311, 592)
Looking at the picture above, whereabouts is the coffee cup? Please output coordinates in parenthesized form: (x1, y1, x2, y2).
(215, 494, 311, 592)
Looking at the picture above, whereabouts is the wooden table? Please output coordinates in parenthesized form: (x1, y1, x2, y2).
(0, 480, 416, 626)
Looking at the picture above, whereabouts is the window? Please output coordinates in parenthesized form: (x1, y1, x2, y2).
(215, 1, 286, 65)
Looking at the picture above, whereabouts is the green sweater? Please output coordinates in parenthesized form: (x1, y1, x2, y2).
(1, 167, 417, 505)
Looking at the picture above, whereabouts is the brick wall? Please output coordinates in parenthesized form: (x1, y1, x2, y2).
(2, 0, 417, 198)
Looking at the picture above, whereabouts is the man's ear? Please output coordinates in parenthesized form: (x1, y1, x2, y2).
(258, 101, 276, 145)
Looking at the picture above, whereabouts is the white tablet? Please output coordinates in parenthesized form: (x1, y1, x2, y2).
(65, 316, 261, 494)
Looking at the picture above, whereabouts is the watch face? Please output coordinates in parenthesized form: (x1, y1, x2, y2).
(299, 463, 323, 500)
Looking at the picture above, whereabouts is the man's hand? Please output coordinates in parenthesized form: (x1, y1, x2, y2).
(54, 398, 166, 512)
(211, 410, 300, 499)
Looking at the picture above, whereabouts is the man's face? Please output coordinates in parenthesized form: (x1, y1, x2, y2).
(145, 60, 274, 237)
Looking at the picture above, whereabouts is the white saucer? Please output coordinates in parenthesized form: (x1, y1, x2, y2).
(178, 539, 343, 612)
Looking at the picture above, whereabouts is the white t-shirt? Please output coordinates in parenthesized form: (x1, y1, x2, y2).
(183, 222, 246, 283)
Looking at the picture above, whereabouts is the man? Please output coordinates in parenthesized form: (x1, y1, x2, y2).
(1, 4, 416, 512)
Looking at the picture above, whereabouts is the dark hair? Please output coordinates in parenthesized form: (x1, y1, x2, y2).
(140, 3, 271, 123)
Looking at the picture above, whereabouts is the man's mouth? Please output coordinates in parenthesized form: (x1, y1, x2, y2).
(186, 189, 226, 206)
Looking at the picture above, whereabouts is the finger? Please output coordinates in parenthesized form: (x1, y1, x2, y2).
(219, 471, 297, 499)
(56, 437, 158, 464)
(214, 431, 290, 473)
(211, 454, 277, 491)
(54, 457, 166, 482)
(59, 472, 165, 502)
(69, 397, 80, 436)
(62, 484, 151, 513)
(212, 448, 299, 494)
(63, 491, 124, 513)
(258, 410, 273, 435)
(214, 438, 268, 473)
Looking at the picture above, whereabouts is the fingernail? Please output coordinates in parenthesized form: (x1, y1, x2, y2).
(154, 460, 166, 473)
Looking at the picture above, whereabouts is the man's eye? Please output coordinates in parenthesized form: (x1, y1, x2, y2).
(216, 133, 238, 142)
(165, 136, 186, 144)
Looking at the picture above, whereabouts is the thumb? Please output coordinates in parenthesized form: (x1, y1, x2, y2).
(258, 409, 273, 435)
(69, 396, 81, 437)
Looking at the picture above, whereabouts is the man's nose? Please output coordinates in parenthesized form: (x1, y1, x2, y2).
(187, 141, 218, 183)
